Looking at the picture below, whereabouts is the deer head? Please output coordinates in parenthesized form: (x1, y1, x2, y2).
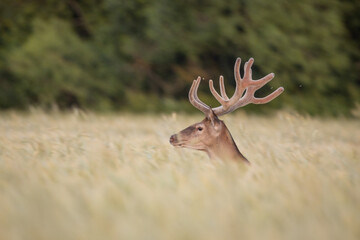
(170, 57, 284, 162)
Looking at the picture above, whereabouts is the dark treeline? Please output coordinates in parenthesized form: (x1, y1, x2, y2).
(0, 0, 359, 115)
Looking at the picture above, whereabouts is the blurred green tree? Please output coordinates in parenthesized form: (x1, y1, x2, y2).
(8, 19, 124, 110)
(0, 0, 358, 115)
(245, 0, 359, 115)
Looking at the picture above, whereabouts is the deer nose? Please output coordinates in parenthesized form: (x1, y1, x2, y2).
(169, 134, 177, 144)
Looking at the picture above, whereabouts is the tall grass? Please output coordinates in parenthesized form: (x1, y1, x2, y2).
(0, 111, 359, 240)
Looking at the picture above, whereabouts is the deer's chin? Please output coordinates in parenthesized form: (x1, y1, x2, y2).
(172, 142, 204, 151)
(171, 141, 187, 148)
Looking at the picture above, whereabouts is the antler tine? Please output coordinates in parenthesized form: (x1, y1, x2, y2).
(231, 57, 246, 102)
(208, 74, 231, 103)
(188, 76, 211, 114)
(209, 79, 225, 104)
(252, 87, 284, 104)
(243, 58, 254, 83)
(251, 73, 275, 89)
(234, 57, 242, 85)
(219, 76, 229, 100)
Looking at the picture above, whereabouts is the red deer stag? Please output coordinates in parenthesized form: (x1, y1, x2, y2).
(169, 57, 284, 163)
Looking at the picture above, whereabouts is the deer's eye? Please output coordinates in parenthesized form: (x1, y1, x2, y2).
(197, 127, 203, 131)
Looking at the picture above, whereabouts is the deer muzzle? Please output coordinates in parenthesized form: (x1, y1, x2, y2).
(169, 134, 178, 145)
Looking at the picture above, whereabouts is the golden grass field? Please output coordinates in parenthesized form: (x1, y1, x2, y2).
(0, 110, 359, 240)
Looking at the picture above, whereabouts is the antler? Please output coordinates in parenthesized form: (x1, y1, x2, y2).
(188, 57, 284, 116)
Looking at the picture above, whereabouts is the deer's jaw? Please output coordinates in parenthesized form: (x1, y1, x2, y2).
(169, 135, 206, 151)
(169, 132, 209, 151)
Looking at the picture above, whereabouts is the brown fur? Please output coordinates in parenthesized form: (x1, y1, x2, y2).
(170, 113, 249, 163)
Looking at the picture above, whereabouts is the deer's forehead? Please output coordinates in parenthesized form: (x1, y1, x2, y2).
(200, 118, 211, 124)
(200, 117, 223, 126)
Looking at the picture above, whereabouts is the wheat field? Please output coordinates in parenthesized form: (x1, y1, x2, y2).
(0, 110, 359, 240)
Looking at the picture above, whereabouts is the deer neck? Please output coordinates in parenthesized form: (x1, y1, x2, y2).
(207, 125, 249, 163)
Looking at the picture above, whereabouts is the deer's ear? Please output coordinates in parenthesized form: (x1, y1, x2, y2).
(207, 109, 220, 127)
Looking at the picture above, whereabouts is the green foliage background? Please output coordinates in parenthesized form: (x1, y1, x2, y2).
(0, 0, 359, 115)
